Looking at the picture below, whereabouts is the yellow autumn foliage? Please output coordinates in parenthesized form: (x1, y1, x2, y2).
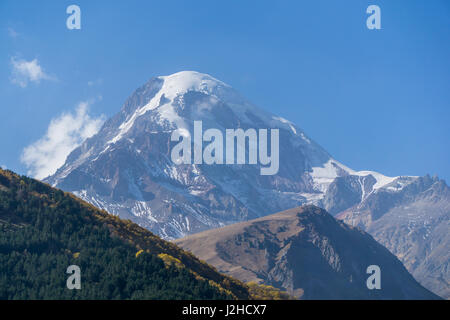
(246, 282, 293, 300)
(136, 249, 144, 258)
(157, 253, 184, 269)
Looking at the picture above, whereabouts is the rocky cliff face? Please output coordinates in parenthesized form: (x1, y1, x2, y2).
(175, 205, 440, 299)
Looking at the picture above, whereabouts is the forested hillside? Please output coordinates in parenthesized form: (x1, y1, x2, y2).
(0, 168, 287, 300)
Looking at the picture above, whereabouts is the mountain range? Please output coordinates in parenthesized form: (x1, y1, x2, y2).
(0, 168, 438, 299)
(44, 71, 449, 298)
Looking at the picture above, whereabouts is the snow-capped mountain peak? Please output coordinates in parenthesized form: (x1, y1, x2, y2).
(107, 71, 251, 145)
(46, 71, 418, 239)
(158, 71, 230, 96)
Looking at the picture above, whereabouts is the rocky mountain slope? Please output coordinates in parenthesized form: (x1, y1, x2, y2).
(175, 205, 440, 299)
(336, 175, 449, 299)
(44, 71, 449, 298)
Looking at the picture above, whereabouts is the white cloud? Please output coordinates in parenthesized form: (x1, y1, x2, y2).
(0, 164, 6, 170)
(21, 102, 105, 180)
(10, 57, 53, 87)
(8, 27, 19, 38)
(88, 78, 103, 86)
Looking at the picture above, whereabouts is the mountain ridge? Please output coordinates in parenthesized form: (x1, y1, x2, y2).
(175, 205, 441, 299)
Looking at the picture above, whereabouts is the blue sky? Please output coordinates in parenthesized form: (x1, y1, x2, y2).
(1, 0, 449, 181)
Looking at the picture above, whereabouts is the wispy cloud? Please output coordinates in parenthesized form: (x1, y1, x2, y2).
(8, 27, 19, 38)
(21, 101, 105, 180)
(10, 57, 54, 88)
(88, 78, 103, 86)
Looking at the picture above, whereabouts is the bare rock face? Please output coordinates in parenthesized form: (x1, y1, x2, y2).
(175, 205, 440, 300)
(337, 175, 450, 299)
